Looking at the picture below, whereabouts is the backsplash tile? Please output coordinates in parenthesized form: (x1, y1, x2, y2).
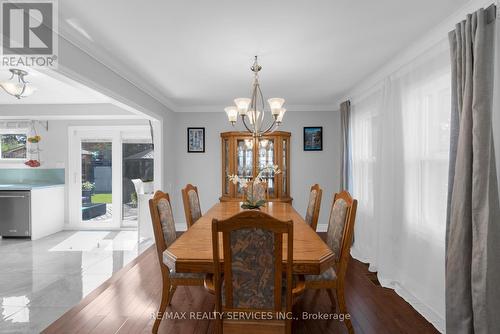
(0, 169, 65, 184)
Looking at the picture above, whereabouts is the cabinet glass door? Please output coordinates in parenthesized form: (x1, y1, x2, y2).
(223, 138, 230, 195)
(236, 139, 253, 195)
(258, 138, 275, 196)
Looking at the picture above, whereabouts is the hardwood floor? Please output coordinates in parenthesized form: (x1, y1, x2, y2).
(43, 242, 439, 334)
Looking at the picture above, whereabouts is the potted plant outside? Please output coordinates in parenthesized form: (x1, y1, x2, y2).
(82, 181, 95, 205)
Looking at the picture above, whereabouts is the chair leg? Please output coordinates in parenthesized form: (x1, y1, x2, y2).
(214, 317, 222, 334)
(336, 287, 354, 334)
(168, 285, 177, 305)
(153, 281, 171, 334)
(326, 289, 337, 312)
(285, 318, 292, 334)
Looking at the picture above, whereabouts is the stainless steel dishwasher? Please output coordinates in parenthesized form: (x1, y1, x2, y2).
(0, 191, 31, 237)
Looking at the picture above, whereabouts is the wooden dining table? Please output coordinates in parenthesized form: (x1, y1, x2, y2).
(163, 201, 335, 275)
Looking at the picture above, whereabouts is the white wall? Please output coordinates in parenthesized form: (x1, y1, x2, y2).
(171, 111, 341, 231)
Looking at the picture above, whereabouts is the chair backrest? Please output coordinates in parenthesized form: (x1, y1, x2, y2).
(326, 191, 357, 281)
(212, 210, 294, 315)
(243, 181, 268, 202)
(181, 184, 202, 228)
(304, 184, 323, 231)
(149, 191, 177, 275)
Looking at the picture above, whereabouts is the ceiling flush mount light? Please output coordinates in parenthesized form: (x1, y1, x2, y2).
(224, 56, 286, 136)
(0, 69, 36, 99)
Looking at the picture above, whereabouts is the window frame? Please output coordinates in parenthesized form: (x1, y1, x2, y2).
(0, 128, 29, 161)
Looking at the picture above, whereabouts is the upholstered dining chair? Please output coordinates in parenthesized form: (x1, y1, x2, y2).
(149, 191, 206, 333)
(181, 183, 202, 228)
(208, 211, 304, 334)
(303, 191, 357, 334)
(304, 184, 323, 231)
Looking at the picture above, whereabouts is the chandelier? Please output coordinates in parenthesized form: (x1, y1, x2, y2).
(224, 56, 286, 137)
(0, 69, 36, 99)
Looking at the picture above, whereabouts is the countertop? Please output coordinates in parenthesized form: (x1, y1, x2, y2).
(0, 183, 65, 191)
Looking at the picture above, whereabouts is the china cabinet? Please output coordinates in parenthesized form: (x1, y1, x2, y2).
(220, 131, 292, 203)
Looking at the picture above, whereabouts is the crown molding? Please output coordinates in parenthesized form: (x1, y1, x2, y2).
(0, 103, 144, 120)
(175, 104, 338, 113)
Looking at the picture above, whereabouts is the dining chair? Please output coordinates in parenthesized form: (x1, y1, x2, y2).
(303, 191, 357, 334)
(181, 183, 202, 228)
(149, 190, 206, 334)
(304, 184, 322, 231)
(209, 210, 304, 334)
(243, 180, 268, 202)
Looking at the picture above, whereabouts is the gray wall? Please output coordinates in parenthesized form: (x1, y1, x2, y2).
(171, 110, 341, 231)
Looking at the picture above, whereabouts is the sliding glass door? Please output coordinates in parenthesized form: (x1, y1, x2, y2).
(69, 127, 154, 229)
(122, 140, 154, 227)
(81, 141, 113, 223)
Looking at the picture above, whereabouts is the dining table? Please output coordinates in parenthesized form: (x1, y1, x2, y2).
(163, 201, 335, 275)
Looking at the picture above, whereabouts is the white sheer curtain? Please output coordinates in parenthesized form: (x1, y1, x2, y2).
(350, 39, 450, 332)
(494, 11, 500, 195)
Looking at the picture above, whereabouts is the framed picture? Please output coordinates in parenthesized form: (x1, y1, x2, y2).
(303, 127, 323, 151)
(187, 127, 205, 153)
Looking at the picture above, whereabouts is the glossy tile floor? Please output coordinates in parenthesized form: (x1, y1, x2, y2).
(0, 230, 152, 333)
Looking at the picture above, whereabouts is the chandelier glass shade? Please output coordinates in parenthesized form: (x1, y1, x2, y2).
(224, 56, 286, 136)
(0, 69, 36, 99)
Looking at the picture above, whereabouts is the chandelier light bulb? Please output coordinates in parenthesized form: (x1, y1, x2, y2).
(277, 108, 286, 123)
(247, 110, 261, 125)
(234, 98, 251, 116)
(268, 98, 285, 115)
(224, 106, 238, 124)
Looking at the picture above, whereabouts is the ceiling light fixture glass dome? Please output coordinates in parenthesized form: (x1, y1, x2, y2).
(0, 69, 36, 99)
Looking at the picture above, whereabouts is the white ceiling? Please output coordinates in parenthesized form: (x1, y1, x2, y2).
(59, 0, 467, 111)
(0, 68, 110, 104)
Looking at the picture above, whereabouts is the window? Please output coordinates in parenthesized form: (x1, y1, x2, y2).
(0, 132, 27, 159)
(402, 71, 451, 239)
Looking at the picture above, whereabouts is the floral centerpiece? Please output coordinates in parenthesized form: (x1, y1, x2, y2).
(228, 165, 281, 210)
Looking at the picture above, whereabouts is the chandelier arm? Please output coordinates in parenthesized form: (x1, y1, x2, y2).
(261, 118, 277, 134)
(250, 81, 259, 134)
(256, 82, 266, 132)
(241, 115, 253, 133)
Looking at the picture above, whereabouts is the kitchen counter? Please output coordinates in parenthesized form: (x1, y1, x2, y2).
(0, 183, 64, 191)
(0, 184, 65, 240)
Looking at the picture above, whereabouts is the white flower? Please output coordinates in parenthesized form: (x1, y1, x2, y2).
(228, 174, 240, 185)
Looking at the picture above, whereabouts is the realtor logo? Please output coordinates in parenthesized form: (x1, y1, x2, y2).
(0, 0, 58, 68)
